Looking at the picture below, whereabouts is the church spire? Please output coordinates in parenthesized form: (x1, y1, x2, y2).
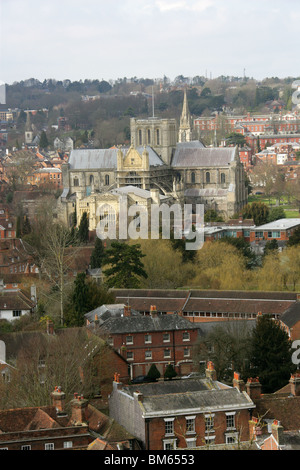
(25, 112, 33, 145)
(178, 88, 192, 143)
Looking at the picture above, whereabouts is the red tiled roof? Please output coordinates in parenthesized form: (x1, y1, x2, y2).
(0, 406, 58, 433)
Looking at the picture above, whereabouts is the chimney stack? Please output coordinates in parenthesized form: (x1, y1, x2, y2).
(46, 319, 54, 335)
(113, 372, 123, 390)
(271, 420, 284, 445)
(246, 377, 261, 401)
(289, 372, 300, 396)
(71, 393, 89, 425)
(249, 416, 262, 441)
(233, 371, 245, 392)
(134, 390, 143, 402)
(150, 305, 158, 317)
(51, 386, 65, 414)
(124, 305, 131, 317)
(205, 361, 217, 381)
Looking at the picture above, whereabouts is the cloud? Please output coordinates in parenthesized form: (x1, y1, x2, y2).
(155, 0, 213, 12)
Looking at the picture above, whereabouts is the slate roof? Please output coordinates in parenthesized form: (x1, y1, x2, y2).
(68, 146, 165, 170)
(171, 147, 236, 168)
(280, 302, 300, 328)
(101, 313, 197, 334)
(122, 378, 254, 418)
(84, 304, 141, 325)
(112, 289, 297, 317)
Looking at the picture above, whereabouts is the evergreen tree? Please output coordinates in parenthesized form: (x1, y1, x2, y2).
(249, 314, 295, 393)
(39, 130, 49, 149)
(147, 364, 161, 381)
(288, 227, 300, 247)
(103, 241, 147, 288)
(69, 272, 89, 326)
(78, 211, 89, 244)
(242, 202, 269, 226)
(90, 237, 105, 269)
(164, 363, 177, 380)
(64, 274, 114, 327)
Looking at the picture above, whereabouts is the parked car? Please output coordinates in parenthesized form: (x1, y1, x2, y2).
(130, 375, 156, 384)
(181, 372, 203, 379)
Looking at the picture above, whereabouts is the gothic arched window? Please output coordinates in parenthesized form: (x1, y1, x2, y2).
(138, 129, 142, 146)
(220, 173, 226, 184)
(156, 129, 160, 145)
(73, 177, 79, 187)
(206, 172, 210, 183)
(191, 172, 196, 184)
(105, 174, 110, 186)
(147, 129, 151, 144)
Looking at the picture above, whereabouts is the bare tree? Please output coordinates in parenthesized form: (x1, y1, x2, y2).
(0, 329, 106, 409)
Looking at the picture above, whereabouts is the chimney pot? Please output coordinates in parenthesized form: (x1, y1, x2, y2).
(150, 305, 158, 317)
(289, 373, 300, 396)
(233, 371, 245, 392)
(205, 361, 217, 381)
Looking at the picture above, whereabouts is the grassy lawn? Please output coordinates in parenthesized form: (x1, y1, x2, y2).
(284, 209, 300, 218)
(248, 193, 300, 217)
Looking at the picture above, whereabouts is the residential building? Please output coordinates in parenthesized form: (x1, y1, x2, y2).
(0, 386, 139, 450)
(109, 362, 255, 450)
(112, 288, 299, 323)
(95, 305, 198, 378)
(279, 301, 300, 340)
(248, 374, 300, 450)
(0, 288, 35, 322)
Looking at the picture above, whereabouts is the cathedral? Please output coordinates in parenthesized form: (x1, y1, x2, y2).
(58, 89, 248, 229)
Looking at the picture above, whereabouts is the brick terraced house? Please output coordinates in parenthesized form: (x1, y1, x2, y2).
(0, 386, 139, 450)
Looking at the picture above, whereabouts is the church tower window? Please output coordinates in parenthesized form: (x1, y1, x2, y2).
(156, 129, 160, 145)
(191, 172, 196, 184)
(220, 173, 226, 184)
(206, 172, 210, 183)
(147, 129, 151, 144)
(105, 174, 110, 186)
(138, 129, 142, 146)
(73, 177, 79, 187)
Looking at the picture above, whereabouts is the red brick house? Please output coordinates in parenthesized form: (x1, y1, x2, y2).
(0, 387, 92, 450)
(0, 386, 139, 450)
(109, 362, 256, 450)
(99, 305, 199, 378)
(248, 374, 300, 450)
(278, 301, 300, 341)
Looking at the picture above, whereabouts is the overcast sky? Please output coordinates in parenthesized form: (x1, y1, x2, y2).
(1, 0, 299, 84)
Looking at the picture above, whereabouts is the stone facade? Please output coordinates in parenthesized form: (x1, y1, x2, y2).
(57, 91, 248, 227)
